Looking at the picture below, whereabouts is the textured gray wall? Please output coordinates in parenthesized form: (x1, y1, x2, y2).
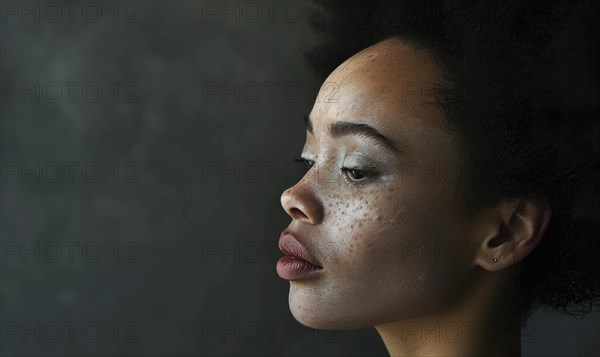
(0, 1, 597, 356)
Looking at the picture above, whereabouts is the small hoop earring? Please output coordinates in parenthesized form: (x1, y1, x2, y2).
(493, 257, 498, 262)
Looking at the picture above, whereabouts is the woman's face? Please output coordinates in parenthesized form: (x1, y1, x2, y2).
(279, 38, 479, 329)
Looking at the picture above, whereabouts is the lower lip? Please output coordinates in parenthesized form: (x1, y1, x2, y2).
(276, 256, 323, 281)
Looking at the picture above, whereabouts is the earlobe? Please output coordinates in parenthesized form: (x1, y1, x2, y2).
(474, 199, 552, 272)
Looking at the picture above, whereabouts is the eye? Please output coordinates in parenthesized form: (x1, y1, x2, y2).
(293, 157, 315, 171)
(341, 167, 376, 185)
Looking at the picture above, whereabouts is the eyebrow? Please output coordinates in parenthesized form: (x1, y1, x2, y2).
(304, 114, 402, 155)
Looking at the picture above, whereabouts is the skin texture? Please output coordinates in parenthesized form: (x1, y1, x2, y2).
(279, 38, 552, 356)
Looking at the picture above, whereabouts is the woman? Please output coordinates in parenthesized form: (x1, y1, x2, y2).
(276, 1, 599, 355)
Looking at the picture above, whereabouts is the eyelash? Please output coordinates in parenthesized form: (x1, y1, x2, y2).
(293, 157, 377, 187)
(293, 157, 315, 172)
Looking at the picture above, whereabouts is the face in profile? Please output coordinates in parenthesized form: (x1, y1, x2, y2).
(277, 38, 483, 329)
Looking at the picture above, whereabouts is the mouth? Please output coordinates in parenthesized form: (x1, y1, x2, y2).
(276, 231, 323, 281)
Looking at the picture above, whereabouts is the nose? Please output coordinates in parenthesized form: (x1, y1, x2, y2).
(280, 172, 324, 225)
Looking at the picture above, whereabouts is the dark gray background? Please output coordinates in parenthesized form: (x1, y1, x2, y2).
(1, 1, 598, 356)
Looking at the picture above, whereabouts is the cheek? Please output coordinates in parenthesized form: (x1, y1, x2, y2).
(322, 188, 388, 263)
(326, 185, 440, 267)
(326, 184, 461, 313)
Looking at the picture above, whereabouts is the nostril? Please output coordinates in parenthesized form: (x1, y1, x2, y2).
(289, 207, 308, 220)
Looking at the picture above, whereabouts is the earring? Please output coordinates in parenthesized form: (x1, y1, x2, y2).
(493, 257, 498, 262)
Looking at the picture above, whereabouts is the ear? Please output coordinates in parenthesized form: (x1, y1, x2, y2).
(473, 198, 552, 272)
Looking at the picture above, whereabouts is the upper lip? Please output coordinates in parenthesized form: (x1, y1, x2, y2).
(278, 230, 323, 268)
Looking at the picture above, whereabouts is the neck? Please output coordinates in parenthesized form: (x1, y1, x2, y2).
(375, 267, 522, 357)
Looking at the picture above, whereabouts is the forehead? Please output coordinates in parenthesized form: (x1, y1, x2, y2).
(310, 38, 452, 144)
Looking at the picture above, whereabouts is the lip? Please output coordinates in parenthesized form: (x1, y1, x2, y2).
(276, 231, 323, 281)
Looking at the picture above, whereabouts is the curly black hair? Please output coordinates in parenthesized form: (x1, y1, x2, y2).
(305, 0, 600, 325)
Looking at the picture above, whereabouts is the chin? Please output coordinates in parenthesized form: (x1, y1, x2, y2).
(287, 284, 378, 330)
(290, 308, 372, 330)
